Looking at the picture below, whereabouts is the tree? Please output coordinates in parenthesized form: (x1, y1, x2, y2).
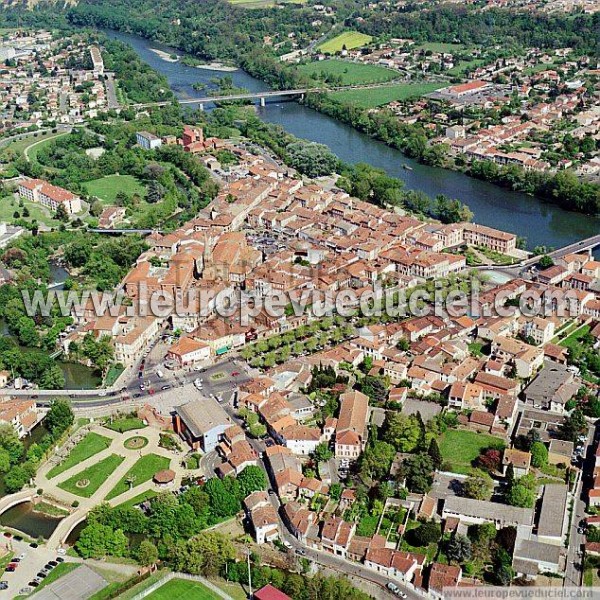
(0, 449, 11, 473)
(0, 423, 24, 465)
(559, 409, 586, 442)
(428, 438, 442, 469)
(530, 441, 548, 468)
(400, 453, 435, 493)
(44, 399, 74, 436)
(476, 448, 502, 473)
(136, 539, 159, 567)
(383, 413, 421, 452)
(446, 535, 472, 564)
(39, 365, 65, 390)
(173, 531, 236, 576)
(4, 465, 29, 493)
(55, 204, 69, 222)
(462, 470, 493, 501)
(313, 442, 333, 464)
(408, 521, 441, 546)
(76, 522, 114, 559)
(538, 255, 554, 269)
(360, 441, 395, 480)
(506, 484, 535, 508)
(237, 465, 267, 498)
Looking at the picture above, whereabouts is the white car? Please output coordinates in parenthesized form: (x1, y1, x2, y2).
(156, 370, 164, 378)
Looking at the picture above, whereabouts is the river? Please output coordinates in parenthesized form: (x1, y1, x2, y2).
(104, 30, 599, 252)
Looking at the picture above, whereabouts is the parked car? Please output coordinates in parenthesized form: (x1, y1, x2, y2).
(36, 572, 46, 579)
(4, 566, 15, 572)
(387, 582, 399, 593)
(56, 548, 66, 555)
(48, 560, 58, 567)
(28, 581, 40, 588)
(55, 557, 65, 563)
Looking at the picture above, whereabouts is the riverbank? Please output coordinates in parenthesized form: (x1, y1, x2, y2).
(101, 29, 600, 252)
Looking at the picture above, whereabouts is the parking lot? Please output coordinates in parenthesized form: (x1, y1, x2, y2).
(0, 535, 73, 598)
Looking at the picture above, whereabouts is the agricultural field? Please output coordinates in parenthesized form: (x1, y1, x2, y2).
(318, 31, 373, 54)
(416, 42, 465, 53)
(296, 59, 397, 86)
(47, 432, 113, 479)
(331, 82, 443, 108)
(106, 454, 171, 500)
(438, 429, 505, 474)
(147, 578, 222, 600)
(83, 174, 146, 205)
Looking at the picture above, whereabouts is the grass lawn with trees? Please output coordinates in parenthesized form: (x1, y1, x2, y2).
(83, 175, 146, 205)
(331, 82, 443, 108)
(318, 31, 373, 54)
(296, 60, 397, 86)
(559, 325, 591, 350)
(0, 194, 62, 228)
(47, 432, 113, 479)
(58, 454, 125, 498)
(106, 454, 171, 500)
(147, 578, 222, 600)
(438, 429, 505, 474)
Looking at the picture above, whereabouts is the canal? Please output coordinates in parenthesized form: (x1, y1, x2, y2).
(104, 30, 599, 252)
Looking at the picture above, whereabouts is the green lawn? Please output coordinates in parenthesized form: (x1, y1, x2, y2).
(48, 432, 113, 479)
(58, 454, 125, 498)
(296, 59, 397, 86)
(331, 82, 443, 108)
(147, 578, 222, 600)
(1, 130, 66, 158)
(318, 31, 373, 54)
(439, 429, 505, 474)
(104, 417, 147, 433)
(116, 489, 158, 509)
(0, 194, 62, 228)
(106, 454, 171, 500)
(559, 325, 591, 350)
(83, 175, 146, 205)
(26, 133, 68, 164)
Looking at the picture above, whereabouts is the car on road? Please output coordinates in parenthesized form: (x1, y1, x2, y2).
(161, 385, 171, 391)
(264, 439, 275, 448)
(133, 393, 143, 398)
(0, 582, 8, 591)
(148, 388, 155, 395)
(156, 370, 164, 378)
(231, 371, 240, 376)
(283, 540, 292, 549)
(295, 548, 306, 555)
(387, 583, 399, 594)
(139, 384, 145, 391)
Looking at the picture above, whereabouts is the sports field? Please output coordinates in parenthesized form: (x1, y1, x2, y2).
(147, 578, 222, 599)
(296, 59, 396, 86)
(318, 31, 372, 54)
(331, 82, 443, 108)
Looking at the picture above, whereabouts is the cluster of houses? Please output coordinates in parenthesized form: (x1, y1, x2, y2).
(0, 31, 109, 133)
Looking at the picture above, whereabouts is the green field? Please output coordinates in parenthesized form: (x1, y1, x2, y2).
(416, 42, 465, 53)
(58, 454, 125, 498)
(83, 175, 146, 205)
(148, 578, 222, 600)
(106, 454, 171, 500)
(296, 59, 397, 86)
(438, 429, 506, 474)
(559, 325, 591, 350)
(0, 194, 62, 228)
(331, 82, 443, 108)
(1, 130, 66, 158)
(318, 31, 373, 54)
(116, 489, 158, 509)
(104, 417, 147, 433)
(48, 432, 113, 479)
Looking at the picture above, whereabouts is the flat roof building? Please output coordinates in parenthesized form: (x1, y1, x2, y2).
(174, 398, 232, 451)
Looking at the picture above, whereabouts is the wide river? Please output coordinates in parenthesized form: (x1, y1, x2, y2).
(105, 30, 599, 252)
